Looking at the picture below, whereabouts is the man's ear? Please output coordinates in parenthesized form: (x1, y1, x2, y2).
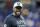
(13, 8, 15, 10)
(13, 8, 16, 11)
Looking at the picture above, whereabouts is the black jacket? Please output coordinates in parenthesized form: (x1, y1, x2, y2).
(4, 14, 26, 27)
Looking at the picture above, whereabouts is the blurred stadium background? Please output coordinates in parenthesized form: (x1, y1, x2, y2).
(0, 0, 40, 27)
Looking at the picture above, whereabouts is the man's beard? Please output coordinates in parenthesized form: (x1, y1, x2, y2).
(15, 12, 22, 16)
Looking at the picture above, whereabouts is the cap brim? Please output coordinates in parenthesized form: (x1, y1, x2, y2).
(15, 6, 22, 9)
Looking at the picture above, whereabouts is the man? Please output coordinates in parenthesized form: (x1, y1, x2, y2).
(4, 2, 26, 27)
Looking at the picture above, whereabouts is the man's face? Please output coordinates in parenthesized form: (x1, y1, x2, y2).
(14, 6, 22, 16)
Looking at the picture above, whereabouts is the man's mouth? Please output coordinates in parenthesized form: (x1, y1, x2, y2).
(17, 12, 20, 14)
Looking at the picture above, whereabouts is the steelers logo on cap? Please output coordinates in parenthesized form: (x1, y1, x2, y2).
(17, 3, 20, 6)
